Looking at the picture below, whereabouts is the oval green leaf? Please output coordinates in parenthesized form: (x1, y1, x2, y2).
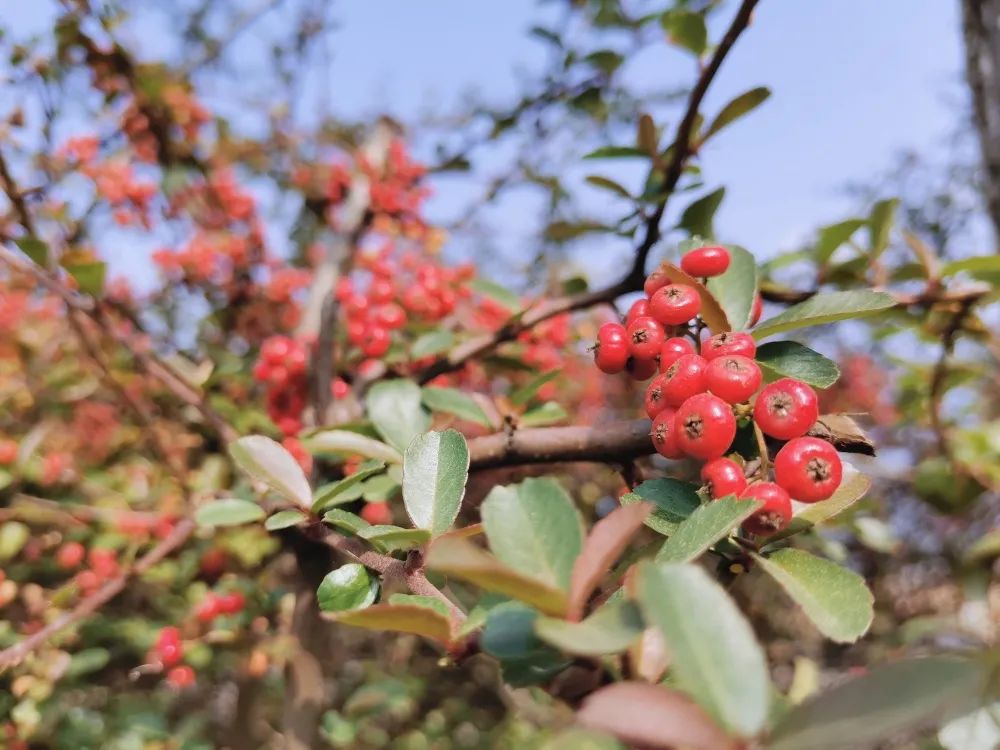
(535, 600, 644, 656)
(311, 459, 386, 513)
(755, 341, 841, 388)
(421, 386, 492, 428)
(317, 563, 378, 613)
(402, 429, 470, 536)
(751, 290, 896, 341)
(229, 435, 312, 509)
(264, 509, 308, 531)
(303, 430, 402, 463)
(706, 245, 759, 331)
(365, 379, 431, 453)
(656, 496, 761, 563)
(195, 499, 266, 528)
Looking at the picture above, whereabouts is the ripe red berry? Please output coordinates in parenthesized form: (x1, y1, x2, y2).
(658, 337, 696, 372)
(740, 482, 792, 536)
(700, 457, 747, 499)
(154, 626, 183, 667)
(749, 293, 763, 326)
(626, 316, 666, 360)
(681, 246, 730, 278)
(626, 356, 659, 381)
(625, 298, 651, 327)
(706, 355, 762, 404)
(331, 378, 350, 399)
(369, 278, 395, 304)
(195, 594, 221, 623)
(675, 393, 737, 460)
(701, 331, 756, 361)
(361, 327, 391, 358)
(644, 374, 669, 418)
(0, 439, 17, 465)
(361, 501, 393, 525)
(594, 323, 629, 374)
(643, 269, 670, 296)
(753, 378, 819, 440)
(373, 303, 406, 330)
(56, 541, 86, 570)
(650, 407, 683, 459)
(345, 294, 369, 318)
(649, 284, 701, 326)
(774, 437, 843, 502)
(166, 665, 196, 689)
(217, 591, 246, 615)
(659, 354, 708, 407)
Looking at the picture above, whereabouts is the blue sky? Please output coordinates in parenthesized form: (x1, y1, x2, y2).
(0, 1, 971, 282)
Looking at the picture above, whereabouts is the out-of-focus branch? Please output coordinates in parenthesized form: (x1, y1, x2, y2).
(0, 519, 196, 672)
(928, 295, 981, 460)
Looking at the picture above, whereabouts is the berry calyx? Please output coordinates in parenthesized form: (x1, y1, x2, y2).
(658, 337, 696, 372)
(700, 457, 748, 499)
(650, 407, 683, 459)
(681, 246, 730, 278)
(649, 284, 702, 325)
(644, 374, 669, 418)
(627, 316, 666, 360)
(659, 354, 708, 407)
(675, 393, 737, 460)
(706, 355, 762, 404)
(594, 322, 629, 374)
(753, 378, 819, 440)
(774, 437, 843, 502)
(701, 331, 756, 361)
(740, 482, 792, 536)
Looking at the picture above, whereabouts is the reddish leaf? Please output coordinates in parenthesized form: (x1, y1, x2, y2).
(567, 502, 652, 621)
(578, 682, 735, 750)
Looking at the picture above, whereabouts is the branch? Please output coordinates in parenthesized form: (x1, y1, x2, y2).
(417, 0, 760, 383)
(0, 519, 196, 672)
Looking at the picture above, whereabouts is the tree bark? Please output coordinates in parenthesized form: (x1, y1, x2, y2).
(961, 0, 1000, 243)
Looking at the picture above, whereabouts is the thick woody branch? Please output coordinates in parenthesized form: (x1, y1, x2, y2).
(0, 519, 196, 672)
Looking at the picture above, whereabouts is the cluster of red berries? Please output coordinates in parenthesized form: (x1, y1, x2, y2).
(593, 246, 844, 537)
(151, 626, 196, 688)
(194, 590, 246, 623)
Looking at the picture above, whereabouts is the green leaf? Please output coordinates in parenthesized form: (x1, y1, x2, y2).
(510, 370, 561, 406)
(542, 728, 625, 750)
(535, 600, 644, 656)
(322, 508, 370, 534)
(387, 594, 451, 619)
(328, 604, 453, 644)
(425, 536, 569, 616)
(703, 87, 771, 142)
(360, 474, 399, 502)
(868, 198, 899, 259)
(64, 260, 106, 297)
(402, 429, 470, 536)
(768, 469, 871, 542)
(585, 175, 632, 199)
(659, 263, 731, 334)
(543, 220, 611, 243)
(814, 218, 865, 265)
(660, 10, 707, 56)
(195, 499, 266, 528)
(410, 330, 455, 359)
(468, 277, 520, 312)
(636, 562, 770, 736)
(317, 563, 378, 612)
(678, 187, 725, 239)
(706, 245, 759, 331)
(481, 603, 572, 686)
(481, 478, 584, 591)
(0, 521, 30, 561)
(585, 49, 625, 75)
(264, 509, 308, 530)
(303, 430, 402, 464)
(769, 656, 991, 750)
(941, 254, 1000, 280)
(365, 379, 431, 453)
(15, 236, 48, 267)
(656, 496, 761, 563)
(65, 648, 111, 678)
(229, 435, 312, 509)
(751, 290, 896, 340)
(623, 478, 701, 535)
(311, 460, 386, 513)
(356, 525, 431, 553)
(755, 341, 841, 389)
(421, 386, 492, 428)
(583, 145, 650, 160)
(520, 401, 568, 427)
(637, 113, 657, 155)
(753, 548, 873, 643)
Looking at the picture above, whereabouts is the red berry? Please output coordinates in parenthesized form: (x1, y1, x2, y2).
(217, 591, 246, 615)
(753, 378, 818, 440)
(701, 331, 756, 361)
(774, 437, 843, 502)
(700, 457, 747, 499)
(643, 269, 670, 296)
(659, 354, 708, 407)
(346, 319, 366, 344)
(361, 501, 393, 525)
(749, 293, 763, 326)
(681, 246, 730, 278)
(0, 439, 17, 465)
(56, 541, 86, 570)
(626, 356, 659, 381)
(739, 482, 792, 536)
(166, 665, 196, 689)
(626, 316, 666, 360)
(658, 337, 696, 372)
(625, 298, 651, 327)
(345, 295, 369, 318)
(644, 374, 669, 418)
(594, 323, 629, 374)
(373, 303, 406, 330)
(195, 595, 221, 623)
(706, 355, 762, 404)
(360, 327, 391, 358)
(154, 626, 183, 667)
(369, 278, 395, 304)
(331, 378, 350, 399)
(650, 407, 683, 459)
(649, 284, 701, 325)
(675, 393, 736, 460)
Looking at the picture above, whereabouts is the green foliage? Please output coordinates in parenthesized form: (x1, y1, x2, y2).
(317, 563, 379, 612)
(229, 435, 312, 509)
(755, 341, 841, 388)
(655, 495, 760, 563)
(194, 499, 265, 528)
(401, 429, 470, 536)
(706, 244, 759, 330)
(365, 379, 431, 453)
(752, 290, 897, 340)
